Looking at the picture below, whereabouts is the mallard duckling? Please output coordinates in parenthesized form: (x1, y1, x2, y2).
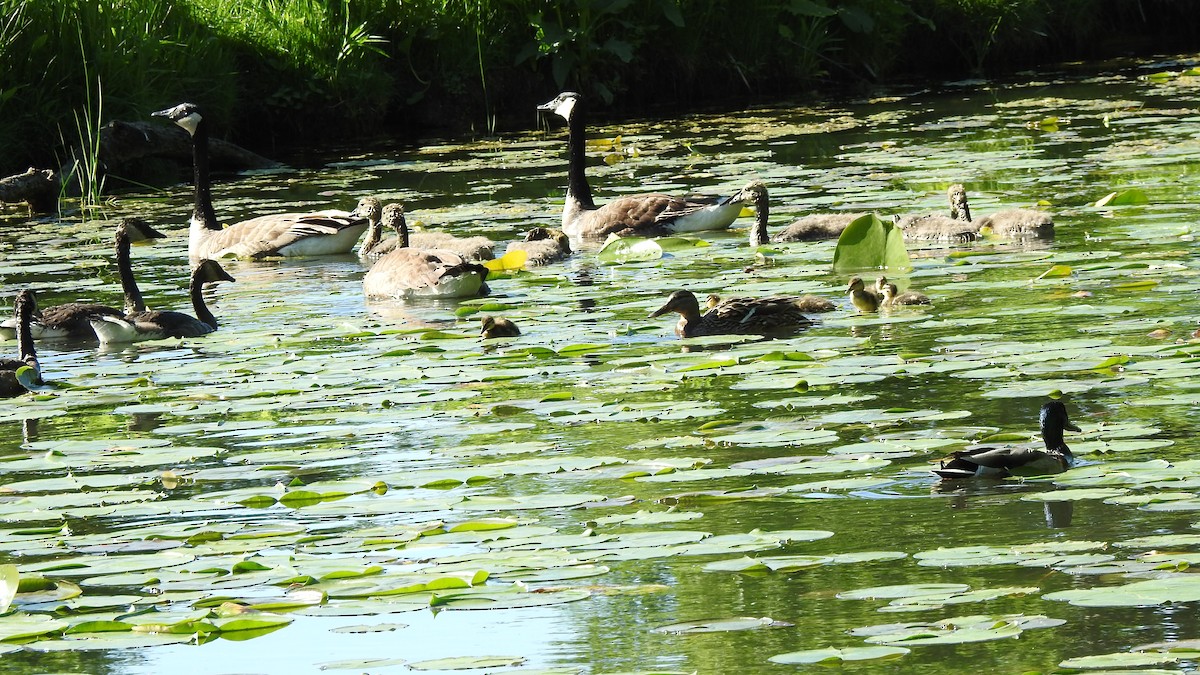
(480, 315, 521, 338)
(934, 401, 1081, 479)
(707, 292, 834, 314)
(0, 218, 164, 340)
(538, 92, 751, 239)
(738, 181, 861, 244)
(846, 276, 882, 312)
(651, 290, 813, 338)
(89, 259, 235, 343)
(153, 103, 368, 259)
(504, 227, 572, 266)
(0, 290, 42, 397)
(363, 204, 489, 300)
(880, 282, 931, 307)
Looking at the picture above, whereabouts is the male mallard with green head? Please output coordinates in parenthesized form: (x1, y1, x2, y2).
(934, 401, 1081, 479)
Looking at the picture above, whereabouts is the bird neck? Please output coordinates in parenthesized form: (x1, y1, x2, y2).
(190, 118, 221, 232)
(396, 214, 409, 249)
(114, 232, 146, 314)
(1042, 426, 1071, 456)
(190, 271, 218, 330)
(360, 214, 382, 254)
(564, 103, 596, 211)
(750, 198, 769, 246)
(15, 298, 39, 378)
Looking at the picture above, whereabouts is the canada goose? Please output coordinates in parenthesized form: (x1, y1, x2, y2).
(363, 204, 489, 300)
(934, 401, 1081, 479)
(651, 289, 813, 338)
(89, 259, 235, 343)
(538, 91, 750, 239)
(895, 185, 978, 242)
(480, 315, 521, 338)
(707, 292, 835, 314)
(504, 227, 572, 266)
(880, 282, 931, 306)
(356, 197, 495, 261)
(0, 290, 42, 397)
(846, 276, 882, 312)
(0, 218, 164, 340)
(152, 102, 368, 259)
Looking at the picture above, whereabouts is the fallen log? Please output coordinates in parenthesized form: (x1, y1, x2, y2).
(2, 119, 284, 213)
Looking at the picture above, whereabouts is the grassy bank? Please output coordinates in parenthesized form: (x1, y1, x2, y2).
(1, 0, 1196, 184)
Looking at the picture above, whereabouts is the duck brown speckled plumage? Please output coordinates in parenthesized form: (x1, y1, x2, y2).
(652, 290, 813, 338)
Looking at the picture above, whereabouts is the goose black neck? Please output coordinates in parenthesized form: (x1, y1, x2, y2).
(750, 197, 769, 246)
(15, 296, 39, 376)
(565, 102, 596, 210)
(190, 271, 219, 330)
(191, 118, 220, 231)
(114, 231, 146, 313)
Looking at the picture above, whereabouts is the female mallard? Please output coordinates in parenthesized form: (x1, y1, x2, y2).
(847, 276, 882, 312)
(480, 315, 521, 338)
(363, 204, 489, 300)
(0, 290, 42, 397)
(538, 92, 751, 239)
(895, 185, 978, 242)
(651, 290, 813, 338)
(0, 218, 164, 340)
(89, 259, 235, 343)
(153, 103, 368, 259)
(934, 401, 1081, 479)
(740, 181, 864, 244)
(504, 227, 572, 266)
(356, 197, 495, 261)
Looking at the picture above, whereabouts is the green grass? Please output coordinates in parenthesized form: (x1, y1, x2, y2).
(1, 0, 1195, 193)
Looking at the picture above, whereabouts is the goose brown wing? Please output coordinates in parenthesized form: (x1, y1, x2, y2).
(206, 212, 366, 258)
(124, 310, 214, 338)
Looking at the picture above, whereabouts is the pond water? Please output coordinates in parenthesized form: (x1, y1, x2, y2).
(2, 55, 1200, 674)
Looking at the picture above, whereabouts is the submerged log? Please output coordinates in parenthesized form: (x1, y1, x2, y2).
(0, 168, 57, 213)
(1, 119, 283, 212)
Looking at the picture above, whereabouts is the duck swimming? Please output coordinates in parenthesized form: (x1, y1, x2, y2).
(847, 276, 882, 312)
(480, 315, 521, 339)
(934, 400, 1081, 479)
(875, 276, 931, 307)
(651, 290, 813, 338)
(538, 91, 751, 239)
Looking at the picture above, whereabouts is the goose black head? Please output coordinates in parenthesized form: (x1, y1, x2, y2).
(119, 217, 167, 244)
(193, 259, 236, 284)
(152, 103, 203, 137)
(537, 92, 581, 122)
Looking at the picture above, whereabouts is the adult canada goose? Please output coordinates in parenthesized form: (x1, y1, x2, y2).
(895, 185, 977, 242)
(880, 282, 931, 307)
(0, 290, 42, 397)
(538, 91, 750, 239)
(356, 197, 495, 261)
(707, 292, 834, 314)
(934, 401, 1081, 479)
(89, 259, 235, 343)
(363, 204, 489, 300)
(651, 289, 813, 338)
(504, 227, 572, 266)
(739, 181, 864, 244)
(480, 315, 521, 338)
(847, 276, 882, 312)
(0, 218, 164, 340)
(152, 102, 368, 259)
